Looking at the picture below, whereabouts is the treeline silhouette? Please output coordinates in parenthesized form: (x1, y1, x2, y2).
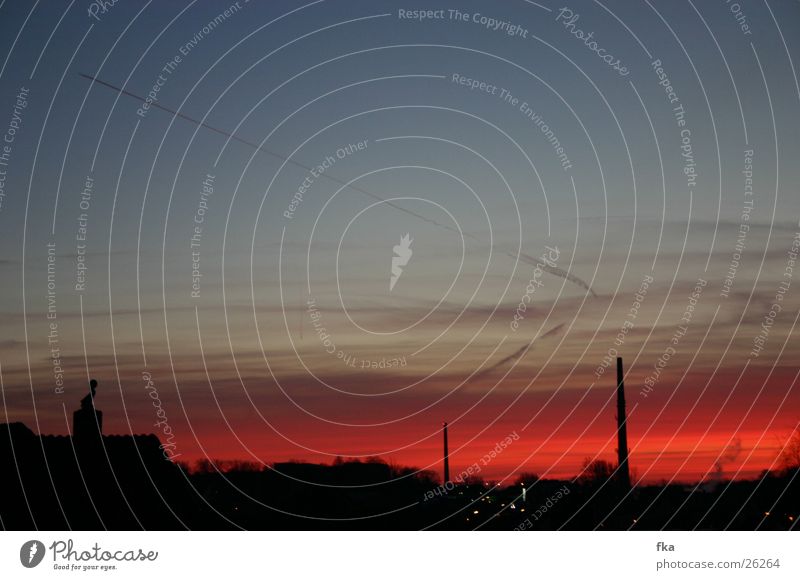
(2, 421, 798, 530)
(1, 381, 798, 530)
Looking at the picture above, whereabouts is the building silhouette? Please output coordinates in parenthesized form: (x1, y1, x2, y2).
(0, 380, 195, 529)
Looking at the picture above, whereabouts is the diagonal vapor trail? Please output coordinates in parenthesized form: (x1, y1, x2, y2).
(514, 252, 597, 297)
(79, 73, 596, 297)
(79, 73, 457, 232)
(473, 322, 565, 380)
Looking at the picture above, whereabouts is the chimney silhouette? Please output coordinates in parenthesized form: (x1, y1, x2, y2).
(616, 357, 631, 488)
(442, 421, 450, 484)
(73, 379, 103, 439)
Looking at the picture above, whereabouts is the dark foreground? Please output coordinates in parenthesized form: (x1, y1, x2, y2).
(1, 422, 797, 530)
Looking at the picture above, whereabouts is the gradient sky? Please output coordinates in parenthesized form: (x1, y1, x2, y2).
(1, 0, 799, 484)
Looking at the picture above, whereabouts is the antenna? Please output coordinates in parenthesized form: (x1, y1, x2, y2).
(616, 357, 631, 488)
(442, 421, 450, 484)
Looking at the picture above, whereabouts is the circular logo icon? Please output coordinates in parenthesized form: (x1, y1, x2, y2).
(19, 540, 46, 568)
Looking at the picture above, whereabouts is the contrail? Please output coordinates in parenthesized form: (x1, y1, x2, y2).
(474, 323, 564, 379)
(79, 73, 597, 296)
(78, 74, 459, 232)
(514, 251, 597, 297)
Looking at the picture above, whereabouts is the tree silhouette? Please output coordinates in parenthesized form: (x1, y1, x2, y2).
(778, 425, 800, 472)
(578, 458, 615, 486)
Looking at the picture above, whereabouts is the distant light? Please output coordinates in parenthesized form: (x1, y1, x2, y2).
(632, 518, 637, 523)
(520, 508, 525, 512)
(473, 510, 479, 514)
(764, 512, 770, 516)
(789, 516, 794, 521)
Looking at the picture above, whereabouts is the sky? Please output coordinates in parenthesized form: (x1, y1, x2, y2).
(1, 0, 799, 484)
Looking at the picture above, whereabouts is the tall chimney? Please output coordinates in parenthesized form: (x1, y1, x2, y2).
(442, 421, 450, 484)
(73, 379, 103, 440)
(616, 357, 631, 488)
